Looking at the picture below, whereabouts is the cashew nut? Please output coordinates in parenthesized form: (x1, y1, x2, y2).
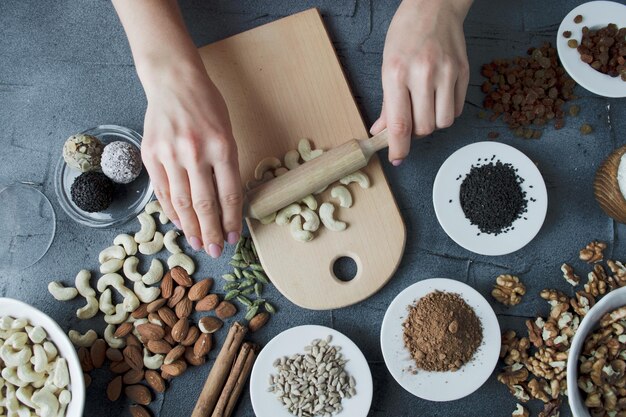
(31, 344, 47, 373)
(6, 332, 28, 349)
(340, 170, 370, 188)
(284, 149, 301, 170)
(16, 386, 36, 409)
(331, 185, 353, 208)
(274, 167, 288, 176)
(254, 156, 282, 180)
(100, 258, 124, 274)
(246, 171, 274, 191)
(2, 367, 27, 387)
(98, 245, 126, 264)
(99, 288, 115, 315)
(104, 324, 125, 349)
(113, 233, 138, 256)
(42, 342, 57, 362)
(31, 387, 59, 417)
(143, 348, 164, 370)
(133, 281, 161, 303)
(74, 269, 95, 298)
(68, 329, 97, 348)
(104, 303, 128, 325)
(123, 256, 143, 282)
(134, 212, 157, 243)
(167, 253, 195, 275)
(76, 296, 99, 320)
(0, 344, 31, 367)
(25, 327, 46, 345)
(47, 282, 78, 301)
(141, 259, 164, 286)
(300, 194, 318, 210)
(300, 208, 320, 232)
(290, 216, 314, 242)
(10, 318, 28, 330)
(51, 358, 70, 390)
(298, 138, 323, 161)
(145, 199, 169, 224)
(139, 231, 164, 255)
(96, 272, 125, 293)
(97, 273, 140, 313)
(164, 230, 182, 254)
(319, 202, 347, 231)
(276, 203, 301, 226)
(16, 363, 45, 384)
(259, 212, 277, 225)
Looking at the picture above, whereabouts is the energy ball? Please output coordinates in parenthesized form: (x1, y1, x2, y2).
(101, 141, 142, 184)
(62, 134, 104, 172)
(70, 172, 114, 212)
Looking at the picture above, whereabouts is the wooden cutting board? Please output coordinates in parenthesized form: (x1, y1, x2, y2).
(198, 8, 405, 310)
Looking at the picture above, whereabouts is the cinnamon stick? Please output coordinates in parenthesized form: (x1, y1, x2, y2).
(211, 342, 260, 417)
(191, 322, 247, 417)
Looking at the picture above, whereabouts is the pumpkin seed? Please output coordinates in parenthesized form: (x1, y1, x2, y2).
(229, 260, 247, 268)
(253, 271, 269, 284)
(254, 283, 263, 297)
(245, 305, 259, 321)
(242, 270, 255, 280)
(241, 287, 255, 296)
(224, 290, 240, 300)
(265, 302, 276, 314)
(222, 273, 237, 282)
(231, 252, 243, 261)
(240, 278, 255, 288)
(250, 263, 264, 272)
(253, 298, 266, 306)
(233, 267, 242, 279)
(224, 282, 239, 291)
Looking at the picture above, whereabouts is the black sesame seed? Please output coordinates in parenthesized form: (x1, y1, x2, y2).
(70, 172, 114, 212)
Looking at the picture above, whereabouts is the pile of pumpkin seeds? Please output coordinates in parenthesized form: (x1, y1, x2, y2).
(268, 335, 356, 417)
(222, 235, 276, 321)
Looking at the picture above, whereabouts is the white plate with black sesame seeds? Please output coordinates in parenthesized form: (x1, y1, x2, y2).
(433, 141, 547, 256)
(556, 1, 626, 98)
(250, 325, 373, 417)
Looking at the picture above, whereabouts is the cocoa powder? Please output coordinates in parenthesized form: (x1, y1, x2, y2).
(403, 291, 483, 372)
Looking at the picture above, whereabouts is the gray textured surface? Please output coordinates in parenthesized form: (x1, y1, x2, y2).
(0, 0, 624, 416)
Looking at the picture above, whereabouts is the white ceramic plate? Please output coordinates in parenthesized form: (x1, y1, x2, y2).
(250, 325, 373, 417)
(380, 278, 501, 402)
(567, 286, 626, 417)
(433, 141, 548, 256)
(556, 1, 626, 98)
(0, 297, 85, 417)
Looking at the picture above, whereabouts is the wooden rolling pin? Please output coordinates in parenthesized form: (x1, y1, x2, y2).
(245, 129, 389, 220)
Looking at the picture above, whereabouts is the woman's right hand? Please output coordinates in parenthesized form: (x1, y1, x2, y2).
(140, 61, 243, 258)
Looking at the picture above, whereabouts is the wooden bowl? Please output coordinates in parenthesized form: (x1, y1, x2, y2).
(594, 145, 626, 224)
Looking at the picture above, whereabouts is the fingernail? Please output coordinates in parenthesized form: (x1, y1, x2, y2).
(172, 219, 181, 229)
(392, 159, 403, 167)
(227, 231, 240, 245)
(370, 119, 382, 134)
(208, 243, 222, 259)
(188, 236, 202, 251)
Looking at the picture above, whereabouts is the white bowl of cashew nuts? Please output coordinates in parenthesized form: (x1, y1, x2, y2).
(0, 297, 85, 417)
(567, 286, 626, 417)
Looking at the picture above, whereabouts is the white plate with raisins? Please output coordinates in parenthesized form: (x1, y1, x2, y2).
(557, 1, 626, 98)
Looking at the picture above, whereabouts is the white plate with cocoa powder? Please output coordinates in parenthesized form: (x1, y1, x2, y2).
(380, 278, 501, 402)
(556, 1, 626, 98)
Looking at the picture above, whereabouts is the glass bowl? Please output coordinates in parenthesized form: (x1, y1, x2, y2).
(54, 125, 153, 228)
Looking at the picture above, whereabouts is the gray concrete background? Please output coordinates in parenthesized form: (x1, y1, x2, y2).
(0, 0, 624, 416)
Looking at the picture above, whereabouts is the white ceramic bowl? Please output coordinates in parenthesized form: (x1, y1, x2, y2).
(0, 297, 85, 416)
(250, 325, 373, 417)
(380, 278, 501, 402)
(556, 1, 626, 98)
(567, 286, 626, 417)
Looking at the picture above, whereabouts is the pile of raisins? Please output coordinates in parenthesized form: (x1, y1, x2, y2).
(577, 24, 626, 81)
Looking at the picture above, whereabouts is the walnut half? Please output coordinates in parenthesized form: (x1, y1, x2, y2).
(579, 240, 606, 263)
(492, 274, 526, 306)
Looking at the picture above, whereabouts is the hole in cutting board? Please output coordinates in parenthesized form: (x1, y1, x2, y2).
(332, 256, 358, 282)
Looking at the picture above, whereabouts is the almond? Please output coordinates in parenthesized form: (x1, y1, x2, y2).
(147, 312, 163, 326)
(136, 323, 165, 341)
(146, 339, 172, 355)
(161, 370, 174, 380)
(175, 297, 192, 319)
(158, 306, 178, 328)
(110, 360, 131, 374)
(188, 278, 213, 301)
(144, 369, 166, 393)
(161, 359, 187, 377)
(106, 376, 123, 401)
(215, 301, 237, 319)
(161, 271, 174, 299)
(195, 294, 219, 311)
(78, 346, 93, 373)
(147, 298, 167, 313)
(171, 319, 189, 343)
(125, 384, 152, 405)
(181, 325, 200, 347)
(198, 316, 223, 334)
(114, 322, 133, 339)
(123, 369, 145, 385)
(163, 345, 185, 365)
(131, 303, 149, 319)
(90, 338, 106, 369)
(163, 326, 176, 345)
(123, 345, 144, 371)
(167, 286, 186, 308)
(127, 334, 142, 347)
(84, 372, 92, 388)
(194, 333, 212, 357)
(106, 347, 123, 362)
(130, 404, 152, 417)
(184, 347, 206, 366)
(170, 266, 193, 287)
(248, 312, 270, 332)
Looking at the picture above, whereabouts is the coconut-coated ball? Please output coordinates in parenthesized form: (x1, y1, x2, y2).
(101, 141, 143, 184)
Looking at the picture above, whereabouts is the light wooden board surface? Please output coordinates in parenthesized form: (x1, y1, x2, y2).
(198, 8, 405, 310)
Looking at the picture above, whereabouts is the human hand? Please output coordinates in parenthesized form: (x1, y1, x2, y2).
(371, 0, 472, 165)
(140, 62, 242, 258)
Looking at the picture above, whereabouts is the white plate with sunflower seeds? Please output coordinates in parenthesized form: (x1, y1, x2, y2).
(250, 325, 373, 417)
(556, 1, 626, 98)
(380, 278, 501, 402)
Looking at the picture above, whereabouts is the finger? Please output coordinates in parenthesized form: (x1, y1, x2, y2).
(213, 158, 243, 246)
(382, 74, 412, 165)
(144, 160, 180, 229)
(410, 71, 436, 138)
(454, 62, 470, 117)
(163, 162, 204, 252)
(369, 104, 387, 135)
(435, 75, 456, 129)
(187, 164, 225, 258)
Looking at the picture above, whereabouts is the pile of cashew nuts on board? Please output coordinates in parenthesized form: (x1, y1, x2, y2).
(0, 315, 71, 417)
(248, 138, 371, 242)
